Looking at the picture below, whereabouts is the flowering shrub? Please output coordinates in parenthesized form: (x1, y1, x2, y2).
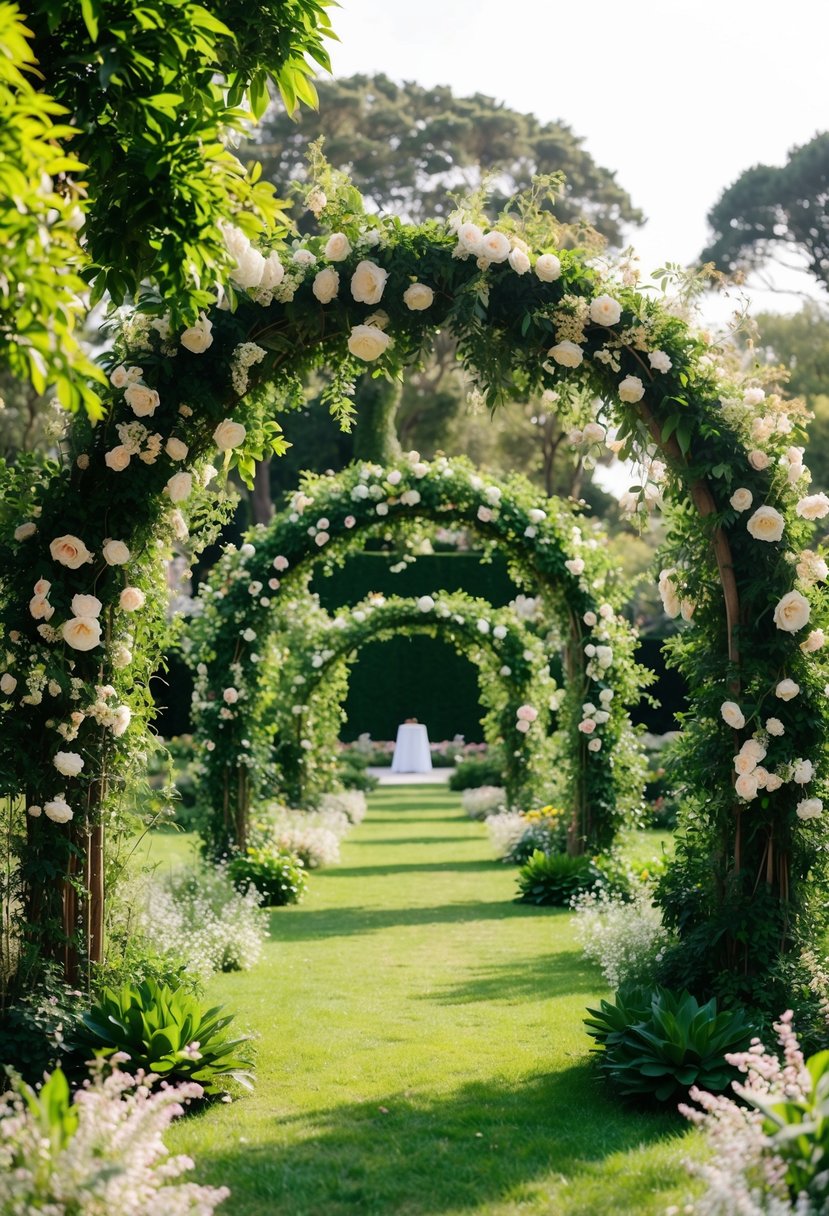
(678, 1011, 829, 1214)
(485, 811, 527, 860)
(137, 862, 267, 978)
(486, 805, 568, 862)
(449, 752, 506, 791)
(228, 845, 307, 906)
(0, 1064, 229, 1215)
(461, 786, 507, 819)
(571, 885, 671, 989)
(516, 850, 627, 906)
(253, 805, 348, 869)
(318, 789, 367, 824)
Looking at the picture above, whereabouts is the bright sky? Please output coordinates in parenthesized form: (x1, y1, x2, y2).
(330, 0, 827, 321)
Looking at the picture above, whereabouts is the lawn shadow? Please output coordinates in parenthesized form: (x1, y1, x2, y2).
(416, 951, 600, 1003)
(191, 1066, 690, 1216)
(348, 834, 475, 846)
(324, 860, 498, 877)
(268, 899, 562, 941)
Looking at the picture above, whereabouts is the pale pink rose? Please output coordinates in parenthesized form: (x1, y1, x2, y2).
(565, 558, 585, 576)
(587, 738, 602, 752)
(29, 596, 54, 621)
(801, 629, 826, 653)
(516, 719, 531, 734)
(119, 587, 145, 613)
(765, 718, 785, 736)
(124, 383, 160, 418)
(223, 687, 239, 704)
(344, 516, 356, 529)
(315, 531, 330, 546)
(516, 705, 538, 722)
(735, 772, 759, 801)
(14, 522, 36, 541)
(62, 616, 102, 651)
(70, 594, 102, 618)
(50, 534, 93, 569)
(477, 506, 493, 523)
(213, 419, 246, 451)
(578, 719, 596, 734)
(33, 578, 50, 596)
(102, 539, 130, 566)
(773, 590, 810, 633)
(105, 445, 131, 472)
(742, 739, 767, 764)
(734, 753, 758, 776)
(765, 773, 784, 792)
(273, 556, 289, 571)
(583, 611, 597, 627)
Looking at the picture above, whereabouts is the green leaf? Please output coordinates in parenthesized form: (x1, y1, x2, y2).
(80, 0, 99, 41)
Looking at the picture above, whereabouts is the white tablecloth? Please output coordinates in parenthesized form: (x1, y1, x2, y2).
(391, 723, 432, 773)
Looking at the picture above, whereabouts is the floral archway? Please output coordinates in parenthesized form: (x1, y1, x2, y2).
(182, 455, 646, 855)
(2, 170, 828, 1009)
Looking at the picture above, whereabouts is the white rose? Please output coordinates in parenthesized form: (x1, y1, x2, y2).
(260, 252, 285, 290)
(583, 422, 606, 444)
(773, 590, 810, 633)
(741, 739, 766, 764)
(0, 673, 16, 695)
(457, 223, 484, 254)
(800, 628, 825, 656)
(105, 445, 131, 472)
(70, 594, 101, 618)
(565, 558, 585, 576)
(180, 313, 213, 354)
(720, 701, 745, 730)
(765, 773, 784, 792)
(110, 705, 131, 737)
(735, 772, 759, 801)
(110, 365, 129, 388)
(112, 644, 132, 668)
(588, 738, 602, 752)
(479, 231, 511, 263)
(618, 375, 645, 403)
(213, 419, 247, 451)
(324, 233, 351, 262)
(119, 587, 146, 612)
(493, 625, 507, 640)
(746, 505, 784, 542)
(793, 759, 815, 784)
(734, 753, 758, 776)
(796, 493, 829, 521)
(417, 596, 435, 613)
(744, 387, 766, 406)
(44, 797, 73, 823)
(166, 437, 189, 461)
(765, 717, 785, 736)
(231, 244, 266, 290)
(347, 324, 392, 362)
(648, 350, 672, 373)
(730, 488, 753, 512)
(508, 247, 531, 275)
(62, 616, 102, 651)
(528, 509, 546, 524)
(350, 260, 388, 305)
(748, 450, 770, 471)
(124, 383, 160, 418)
(166, 472, 193, 503)
(797, 551, 829, 584)
(595, 645, 613, 669)
(102, 539, 130, 566)
(583, 611, 597, 627)
(548, 341, 583, 368)
(223, 687, 239, 704)
(796, 798, 823, 820)
(775, 679, 800, 701)
(589, 294, 622, 326)
(27, 804, 42, 817)
(402, 283, 434, 311)
(535, 254, 562, 282)
(292, 248, 316, 269)
(312, 268, 340, 304)
(50, 534, 93, 569)
(53, 750, 84, 778)
(400, 489, 421, 506)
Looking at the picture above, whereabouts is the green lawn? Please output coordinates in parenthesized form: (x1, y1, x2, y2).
(160, 787, 701, 1215)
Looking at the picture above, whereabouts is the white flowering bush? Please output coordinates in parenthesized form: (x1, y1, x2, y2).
(462, 786, 507, 819)
(136, 862, 267, 978)
(572, 885, 671, 990)
(486, 811, 527, 858)
(318, 789, 367, 824)
(0, 1063, 229, 1214)
(254, 805, 347, 869)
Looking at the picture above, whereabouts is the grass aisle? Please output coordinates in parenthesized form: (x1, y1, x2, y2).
(166, 786, 699, 1215)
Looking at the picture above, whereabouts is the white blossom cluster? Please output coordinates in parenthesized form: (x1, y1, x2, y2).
(461, 786, 507, 819)
(571, 885, 670, 990)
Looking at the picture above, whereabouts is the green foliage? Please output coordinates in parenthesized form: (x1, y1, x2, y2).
(449, 753, 507, 791)
(336, 748, 379, 793)
(5, 1067, 79, 1152)
(228, 845, 307, 906)
(584, 985, 755, 1103)
(0, 971, 86, 1083)
(71, 978, 254, 1095)
(515, 850, 625, 906)
(702, 131, 829, 290)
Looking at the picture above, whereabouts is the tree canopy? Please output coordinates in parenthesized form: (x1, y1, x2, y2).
(701, 132, 829, 292)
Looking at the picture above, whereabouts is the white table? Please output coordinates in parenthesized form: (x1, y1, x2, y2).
(391, 723, 433, 773)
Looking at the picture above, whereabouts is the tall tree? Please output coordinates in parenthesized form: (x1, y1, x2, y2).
(701, 132, 829, 293)
(251, 73, 643, 243)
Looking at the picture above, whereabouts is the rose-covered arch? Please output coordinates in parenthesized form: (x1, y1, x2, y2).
(2, 170, 829, 1009)
(183, 455, 645, 855)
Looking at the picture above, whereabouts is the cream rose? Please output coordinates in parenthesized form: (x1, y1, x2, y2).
(53, 750, 84, 778)
(730, 488, 753, 512)
(796, 551, 829, 584)
(746, 505, 784, 542)
(166, 472, 193, 503)
(104, 445, 131, 472)
(0, 673, 17, 695)
(796, 493, 829, 520)
(70, 594, 101, 618)
(50, 534, 93, 569)
(534, 253, 562, 282)
(802, 629, 826, 653)
(648, 350, 672, 373)
(734, 753, 757, 776)
(110, 705, 132, 737)
(180, 313, 213, 354)
(312, 267, 340, 304)
(260, 251, 285, 291)
(565, 558, 585, 576)
(223, 687, 239, 704)
(589, 294, 622, 326)
(402, 283, 434, 311)
(62, 616, 102, 651)
(231, 244, 266, 289)
(102, 539, 130, 566)
(350, 260, 388, 305)
(618, 375, 645, 403)
(479, 231, 510, 263)
(347, 324, 392, 362)
(583, 422, 606, 444)
(748, 450, 770, 471)
(213, 419, 247, 451)
(773, 590, 810, 633)
(742, 739, 767, 764)
(508, 247, 530, 275)
(457, 223, 484, 254)
(735, 772, 759, 801)
(765, 773, 784, 792)
(793, 758, 814, 784)
(110, 364, 129, 388)
(119, 587, 146, 613)
(29, 596, 54, 621)
(720, 700, 745, 730)
(775, 678, 800, 701)
(796, 798, 823, 820)
(766, 718, 785, 736)
(124, 383, 160, 418)
(324, 233, 351, 262)
(44, 797, 73, 824)
(166, 437, 189, 461)
(548, 341, 583, 368)
(14, 522, 36, 541)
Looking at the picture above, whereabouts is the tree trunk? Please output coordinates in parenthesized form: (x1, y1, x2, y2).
(353, 377, 403, 463)
(251, 458, 274, 525)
